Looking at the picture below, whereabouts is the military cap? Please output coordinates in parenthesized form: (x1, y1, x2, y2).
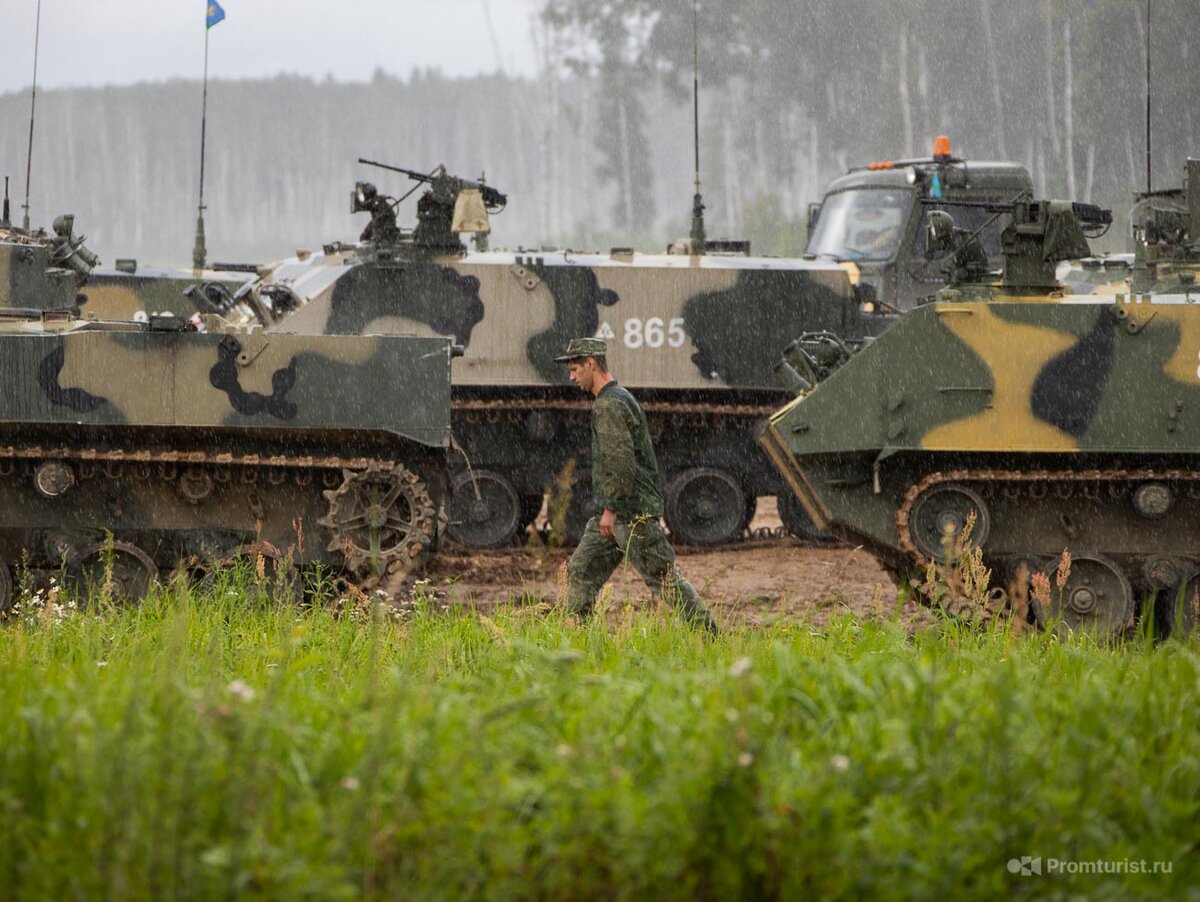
(554, 337, 608, 362)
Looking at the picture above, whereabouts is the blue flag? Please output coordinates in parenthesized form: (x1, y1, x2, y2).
(206, 1, 226, 29)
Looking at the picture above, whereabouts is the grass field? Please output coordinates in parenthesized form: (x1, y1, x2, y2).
(0, 569, 1196, 899)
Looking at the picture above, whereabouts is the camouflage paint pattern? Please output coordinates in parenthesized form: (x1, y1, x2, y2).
(259, 246, 865, 392)
(764, 174, 1200, 634)
(84, 263, 258, 320)
(2, 321, 451, 444)
(763, 286, 1200, 636)
(211, 164, 885, 548)
(0, 219, 455, 593)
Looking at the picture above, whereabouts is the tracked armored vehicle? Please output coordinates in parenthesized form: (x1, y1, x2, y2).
(255, 161, 885, 548)
(805, 136, 1033, 313)
(762, 165, 1200, 637)
(0, 203, 454, 608)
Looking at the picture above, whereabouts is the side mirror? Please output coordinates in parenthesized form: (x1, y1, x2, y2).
(806, 202, 822, 234)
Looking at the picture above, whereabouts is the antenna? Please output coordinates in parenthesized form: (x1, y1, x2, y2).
(193, 19, 212, 270)
(688, 0, 706, 252)
(1144, 0, 1152, 194)
(22, 0, 43, 232)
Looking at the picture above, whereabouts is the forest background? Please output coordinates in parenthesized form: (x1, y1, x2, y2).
(0, 0, 1196, 266)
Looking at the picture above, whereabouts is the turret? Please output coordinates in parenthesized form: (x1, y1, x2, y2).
(0, 210, 99, 312)
(998, 200, 1106, 291)
(923, 196, 1111, 296)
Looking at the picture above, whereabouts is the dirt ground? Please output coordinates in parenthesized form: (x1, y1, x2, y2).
(424, 498, 937, 629)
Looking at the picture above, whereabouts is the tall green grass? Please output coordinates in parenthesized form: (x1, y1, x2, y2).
(0, 575, 1196, 899)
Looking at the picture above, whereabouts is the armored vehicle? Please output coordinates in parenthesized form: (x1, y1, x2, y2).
(762, 168, 1200, 638)
(0, 201, 454, 608)
(805, 136, 1033, 314)
(255, 161, 886, 548)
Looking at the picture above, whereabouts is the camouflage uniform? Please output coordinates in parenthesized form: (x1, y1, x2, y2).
(564, 374, 717, 633)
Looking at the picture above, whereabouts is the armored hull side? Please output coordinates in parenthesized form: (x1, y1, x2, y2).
(0, 220, 455, 605)
(763, 292, 1200, 636)
(261, 243, 878, 547)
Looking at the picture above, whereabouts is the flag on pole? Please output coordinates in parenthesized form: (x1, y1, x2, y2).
(206, 1, 226, 29)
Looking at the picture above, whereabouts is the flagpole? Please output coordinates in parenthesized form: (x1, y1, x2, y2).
(22, 0, 43, 231)
(193, 19, 210, 270)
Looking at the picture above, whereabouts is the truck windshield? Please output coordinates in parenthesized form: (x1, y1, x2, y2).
(807, 188, 914, 261)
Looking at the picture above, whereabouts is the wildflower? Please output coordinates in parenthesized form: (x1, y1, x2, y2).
(227, 679, 255, 702)
(831, 754, 850, 772)
(341, 776, 360, 791)
(724, 707, 740, 723)
(1055, 548, 1072, 589)
(1030, 571, 1052, 608)
(96, 661, 108, 668)
(737, 752, 755, 767)
(728, 656, 752, 678)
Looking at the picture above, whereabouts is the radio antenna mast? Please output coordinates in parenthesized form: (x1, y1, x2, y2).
(688, 0, 706, 252)
(1144, 0, 1152, 193)
(22, 0, 43, 231)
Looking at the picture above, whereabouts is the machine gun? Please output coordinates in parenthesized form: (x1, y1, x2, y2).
(922, 196, 1113, 292)
(352, 159, 507, 252)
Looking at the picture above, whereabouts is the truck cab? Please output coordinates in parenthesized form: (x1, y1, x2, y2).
(805, 137, 1032, 313)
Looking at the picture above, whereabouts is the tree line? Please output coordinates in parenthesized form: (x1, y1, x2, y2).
(1, 1, 1195, 267)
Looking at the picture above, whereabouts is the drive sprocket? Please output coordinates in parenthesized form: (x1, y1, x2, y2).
(318, 461, 436, 582)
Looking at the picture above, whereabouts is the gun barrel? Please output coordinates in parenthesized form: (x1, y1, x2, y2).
(920, 197, 1113, 226)
(357, 159, 433, 183)
(919, 198, 1016, 211)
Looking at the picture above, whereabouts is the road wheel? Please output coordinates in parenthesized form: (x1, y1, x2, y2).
(1034, 553, 1133, 638)
(72, 540, 159, 606)
(665, 467, 746, 546)
(446, 470, 521, 549)
(196, 541, 302, 605)
(908, 484, 990, 563)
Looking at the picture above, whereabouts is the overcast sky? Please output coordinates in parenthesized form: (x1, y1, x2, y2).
(0, 0, 542, 95)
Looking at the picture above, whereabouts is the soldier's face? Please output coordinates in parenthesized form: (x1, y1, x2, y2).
(567, 358, 597, 394)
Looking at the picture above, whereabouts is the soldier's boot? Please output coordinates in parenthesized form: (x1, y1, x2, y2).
(660, 569, 719, 636)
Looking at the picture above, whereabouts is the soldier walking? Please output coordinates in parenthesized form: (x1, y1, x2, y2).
(556, 338, 719, 634)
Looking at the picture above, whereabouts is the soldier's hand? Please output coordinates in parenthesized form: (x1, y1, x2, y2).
(600, 508, 617, 539)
